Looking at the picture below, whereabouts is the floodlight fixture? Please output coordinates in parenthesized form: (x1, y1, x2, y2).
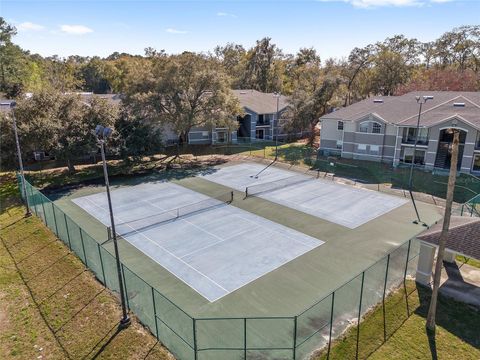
(95, 124, 104, 137)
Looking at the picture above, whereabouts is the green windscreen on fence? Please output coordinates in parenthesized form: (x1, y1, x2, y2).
(17, 175, 428, 360)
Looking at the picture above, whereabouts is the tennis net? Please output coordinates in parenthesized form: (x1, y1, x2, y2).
(245, 175, 313, 197)
(115, 191, 234, 236)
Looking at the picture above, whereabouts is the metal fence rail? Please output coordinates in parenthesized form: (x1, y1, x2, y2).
(17, 175, 423, 360)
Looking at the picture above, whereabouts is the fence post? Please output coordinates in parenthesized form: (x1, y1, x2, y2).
(355, 272, 365, 360)
(28, 185, 37, 216)
(244, 318, 247, 360)
(40, 197, 47, 225)
(327, 292, 335, 360)
(51, 203, 59, 236)
(79, 229, 88, 267)
(64, 213, 72, 250)
(121, 264, 130, 310)
(382, 254, 391, 342)
(151, 287, 159, 339)
(293, 316, 297, 360)
(98, 244, 106, 286)
(403, 240, 412, 317)
(193, 318, 198, 360)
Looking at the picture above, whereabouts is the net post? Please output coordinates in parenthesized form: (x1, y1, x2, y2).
(327, 291, 335, 360)
(355, 271, 365, 359)
(382, 254, 390, 342)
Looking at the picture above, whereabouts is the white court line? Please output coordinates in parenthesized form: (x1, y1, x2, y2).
(83, 197, 229, 295)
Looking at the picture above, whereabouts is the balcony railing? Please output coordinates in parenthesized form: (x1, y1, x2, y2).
(401, 136, 429, 146)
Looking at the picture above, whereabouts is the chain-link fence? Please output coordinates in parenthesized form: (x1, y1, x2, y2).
(17, 174, 423, 360)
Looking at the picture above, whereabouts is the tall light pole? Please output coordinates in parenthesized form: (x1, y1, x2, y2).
(408, 95, 433, 226)
(273, 93, 280, 161)
(2, 101, 31, 217)
(94, 125, 130, 329)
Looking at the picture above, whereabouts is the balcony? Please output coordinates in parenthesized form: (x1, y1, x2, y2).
(401, 127, 429, 146)
(401, 135, 429, 146)
(256, 114, 272, 126)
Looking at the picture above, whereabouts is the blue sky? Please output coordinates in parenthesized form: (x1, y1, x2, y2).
(3, 0, 480, 60)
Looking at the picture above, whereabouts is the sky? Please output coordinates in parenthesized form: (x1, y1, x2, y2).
(2, 0, 480, 60)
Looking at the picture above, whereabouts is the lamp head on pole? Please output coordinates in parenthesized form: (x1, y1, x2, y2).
(416, 95, 434, 104)
(94, 125, 113, 140)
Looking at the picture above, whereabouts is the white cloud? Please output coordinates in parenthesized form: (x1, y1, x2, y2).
(17, 22, 45, 31)
(166, 28, 188, 34)
(60, 24, 93, 35)
(317, 0, 456, 7)
(217, 12, 237, 18)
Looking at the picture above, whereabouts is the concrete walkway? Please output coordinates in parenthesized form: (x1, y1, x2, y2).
(439, 261, 480, 308)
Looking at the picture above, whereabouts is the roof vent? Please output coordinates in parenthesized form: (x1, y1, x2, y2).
(373, 99, 384, 103)
(453, 102, 465, 107)
(240, 91, 247, 94)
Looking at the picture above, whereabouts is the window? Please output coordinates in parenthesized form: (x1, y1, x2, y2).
(370, 145, 380, 155)
(403, 148, 426, 165)
(202, 131, 209, 137)
(359, 123, 369, 133)
(372, 123, 382, 134)
(337, 121, 344, 131)
(357, 144, 367, 152)
(336, 140, 343, 149)
(473, 154, 480, 172)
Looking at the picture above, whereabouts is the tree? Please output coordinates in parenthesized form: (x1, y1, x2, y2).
(426, 130, 460, 332)
(114, 106, 164, 159)
(124, 52, 241, 147)
(286, 73, 342, 145)
(12, 90, 118, 172)
(214, 43, 247, 88)
(244, 37, 283, 92)
(342, 45, 374, 105)
(81, 57, 112, 93)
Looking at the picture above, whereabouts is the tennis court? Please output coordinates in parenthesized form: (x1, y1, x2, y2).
(201, 162, 408, 228)
(72, 182, 323, 302)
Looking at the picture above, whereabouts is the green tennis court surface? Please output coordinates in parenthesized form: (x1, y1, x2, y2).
(72, 182, 323, 302)
(46, 159, 442, 359)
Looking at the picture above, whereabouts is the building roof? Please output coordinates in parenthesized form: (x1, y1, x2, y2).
(321, 91, 480, 130)
(232, 89, 289, 115)
(417, 216, 480, 260)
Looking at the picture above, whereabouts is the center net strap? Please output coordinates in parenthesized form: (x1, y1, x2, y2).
(245, 175, 313, 197)
(116, 191, 234, 236)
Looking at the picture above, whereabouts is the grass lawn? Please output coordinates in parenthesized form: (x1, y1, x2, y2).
(0, 180, 173, 359)
(314, 281, 480, 360)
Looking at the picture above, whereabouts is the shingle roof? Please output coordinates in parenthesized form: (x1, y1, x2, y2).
(232, 89, 289, 114)
(417, 216, 480, 260)
(321, 91, 480, 130)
